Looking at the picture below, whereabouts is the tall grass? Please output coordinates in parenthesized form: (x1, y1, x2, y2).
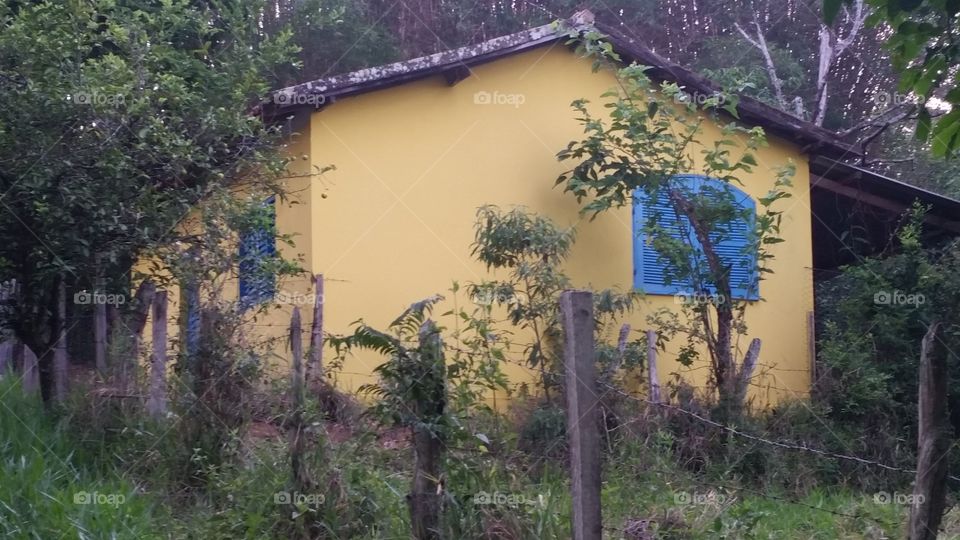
(0, 374, 944, 539)
(0, 378, 162, 539)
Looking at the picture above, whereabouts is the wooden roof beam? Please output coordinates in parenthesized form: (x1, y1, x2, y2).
(442, 65, 472, 86)
(811, 174, 960, 234)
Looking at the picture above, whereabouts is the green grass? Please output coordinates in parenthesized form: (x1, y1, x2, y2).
(0, 378, 947, 539)
(0, 379, 163, 539)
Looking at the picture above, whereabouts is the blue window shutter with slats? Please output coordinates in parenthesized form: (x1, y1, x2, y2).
(633, 176, 758, 300)
(238, 197, 277, 308)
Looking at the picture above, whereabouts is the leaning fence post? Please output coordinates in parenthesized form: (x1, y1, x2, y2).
(94, 298, 107, 374)
(289, 307, 311, 492)
(560, 290, 602, 540)
(646, 330, 661, 405)
(20, 342, 39, 395)
(909, 321, 949, 540)
(308, 273, 324, 382)
(93, 266, 107, 374)
(734, 338, 762, 406)
(146, 291, 168, 419)
(52, 278, 68, 403)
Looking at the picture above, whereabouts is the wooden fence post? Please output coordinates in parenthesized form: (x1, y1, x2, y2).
(289, 307, 311, 492)
(646, 330, 661, 405)
(20, 342, 38, 395)
(0, 341, 10, 376)
(52, 278, 68, 403)
(560, 290, 602, 540)
(124, 281, 156, 385)
(93, 268, 107, 374)
(409, 319, 445, 540)
(734, 338, 762, 406)
(909, 321, 949, 540)
(807, 310, 817, 386)
(308, 274, 324, 382)
(146, 291, 168, 419)
(107, 280, 156, 390)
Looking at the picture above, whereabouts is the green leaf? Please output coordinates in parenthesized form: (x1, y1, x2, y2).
(931, 110, 960, 156)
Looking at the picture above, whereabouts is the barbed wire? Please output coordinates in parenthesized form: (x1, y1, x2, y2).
(600, 382, 960, 483)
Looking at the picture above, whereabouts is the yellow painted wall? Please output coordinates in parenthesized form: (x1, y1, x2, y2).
(298, 45, 816, 405)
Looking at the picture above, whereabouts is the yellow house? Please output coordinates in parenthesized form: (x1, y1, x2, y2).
(154, 12, 960, 406)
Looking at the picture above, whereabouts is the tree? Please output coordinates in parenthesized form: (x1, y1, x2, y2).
(557, 34, 794, 419)
(0, 0, 296, 400)
(329, 294, 509, 538)
(828, 0, 960, 156)
(728, 0, 869, 126)
(469, 205, 641, 401)
(815, 207, 960, 536)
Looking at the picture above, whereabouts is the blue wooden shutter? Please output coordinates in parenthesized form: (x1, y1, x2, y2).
(633, 188, 696, 294)
(238, 197, 277, 307)
(710, 198, 757, 299)
(632, 176, 758, 299)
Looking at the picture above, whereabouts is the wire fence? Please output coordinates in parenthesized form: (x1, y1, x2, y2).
(598, 381, 960, 484)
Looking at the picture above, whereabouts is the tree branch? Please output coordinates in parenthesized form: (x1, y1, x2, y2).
(734, 15, 788, 111)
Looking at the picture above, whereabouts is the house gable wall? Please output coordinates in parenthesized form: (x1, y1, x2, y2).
(297, 45, 815, 403)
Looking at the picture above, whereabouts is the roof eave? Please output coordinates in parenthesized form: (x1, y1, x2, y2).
(263, 14, 858, 158)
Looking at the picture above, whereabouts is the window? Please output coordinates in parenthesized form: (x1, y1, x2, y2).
(632, 175, 758, 299)
(238, 197, 277, 307)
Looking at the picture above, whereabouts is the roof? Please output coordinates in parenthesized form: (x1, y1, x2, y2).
(264, 10, 859, 158)
(810, 156, 960, 233)
(264, 10, 960, 229)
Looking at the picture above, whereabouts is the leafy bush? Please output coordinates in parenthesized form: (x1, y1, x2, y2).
(815, 210, 960, 448)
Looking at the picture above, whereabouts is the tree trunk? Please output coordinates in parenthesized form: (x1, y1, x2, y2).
(908, 322, 949, 540)
(668, 189, 736, 416)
